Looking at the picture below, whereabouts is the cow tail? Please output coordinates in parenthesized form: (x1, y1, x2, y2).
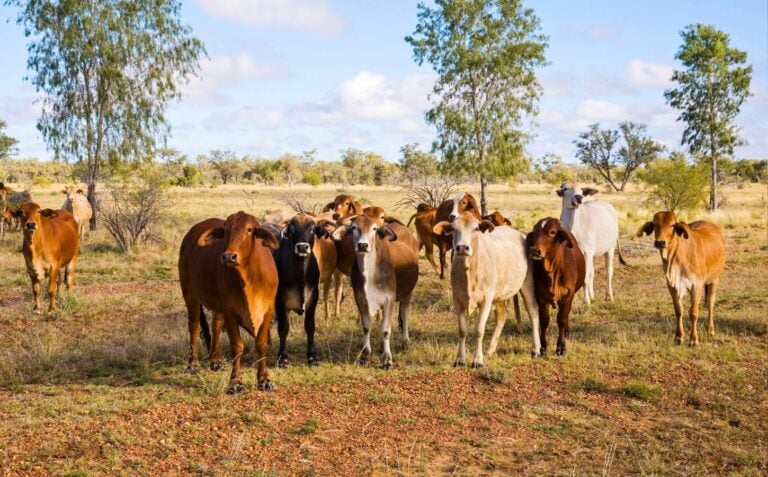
(407, 213, 418, 228)
(198, 305, 212, 352)
(617, 236, 628, 266)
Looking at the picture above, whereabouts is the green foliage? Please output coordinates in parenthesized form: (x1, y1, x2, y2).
(0, 119, 19, 159)
(640, 152, 709, 213)
(31, 174, 51, 186)
(574, 121, 664, 191)
(209, 150, 242, 185)
(664, 24, 753, 210)
(399, 143, 439, 185)
(406, 0, 548, 211)
(302, 170, 322, 186)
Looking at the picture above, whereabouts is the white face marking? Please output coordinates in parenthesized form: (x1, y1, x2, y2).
(450, 192, 465, 219)
(540, 219, 548, 230)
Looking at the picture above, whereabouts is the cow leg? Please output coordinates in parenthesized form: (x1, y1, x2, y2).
(358, 309, 373, 365)
(63, 260, 76, 291)
(555, 298, 573, 356)
(513, 295, 522, 333)
(184, 299, 202, 373)
(424, 238, 439, 274)
(454, 307, 468, 367)
(705, 280, 719, 337)
(209, 312, 225, 371)
(333, 270, 343, 318)
(47, 267, 60, 312)
(398, 295, 411, 351)
(255, 308, 275, 391)
(471, 300, 494, 368)
(380, 300, 395, 370)
(604, 249, 615, 301)
(438, 243, 447, 280)
(689, 284, 703, 346)
(667, 285, 685, 345)
(538, 301, 551, 356)
(224, 318, 246, 394)
(29, 272, 43, 314)
(519, 281, 541, 357)
(486, 301, 507, 358)
(305, 287, 320, 366)
(275, 300, 290, 368)
(583, 255, 594, 305)
(322, 279, 331, 320)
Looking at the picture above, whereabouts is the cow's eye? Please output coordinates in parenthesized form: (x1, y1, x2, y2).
(247, 227, 253, 233)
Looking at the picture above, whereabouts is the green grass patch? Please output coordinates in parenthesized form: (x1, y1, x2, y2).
(289, 419, 318, 435)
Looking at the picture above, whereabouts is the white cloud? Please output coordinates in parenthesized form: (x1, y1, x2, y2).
(183, 53, 289, 103)
(626, 59, 674, 88)
(575, 99, 628, 121)
(198, 0, 346, 36)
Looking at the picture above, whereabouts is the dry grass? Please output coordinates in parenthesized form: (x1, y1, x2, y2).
(0, 182, 766, 475)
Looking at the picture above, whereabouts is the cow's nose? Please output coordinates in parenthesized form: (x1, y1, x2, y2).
(529, 247, 541, 257)
(221, 252, 238, 264)
(295, 243, 310, 255)
(448, 214, 457, 222)
(455, 244, 470, 255)
(574, 195, 583, 204)
(654, 240, 666, 249)
(25, 222, 36, 231)
(332, 213, 341, 221)
(356, 242, 370, 253)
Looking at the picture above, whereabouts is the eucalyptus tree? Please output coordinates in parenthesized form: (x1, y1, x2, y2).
(7, 0, 205, 228)
(0, 119, 19, 159)
(664, 24, 752, 210)
(406, 0, 548, 214)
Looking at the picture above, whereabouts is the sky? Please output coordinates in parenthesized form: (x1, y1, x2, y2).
(0, 0, 766, 164)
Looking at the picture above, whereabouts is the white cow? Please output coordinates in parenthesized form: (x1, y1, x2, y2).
(433, 212, 540, 367)
(556, 181, 626, 304)
(61, 185, 93, 241)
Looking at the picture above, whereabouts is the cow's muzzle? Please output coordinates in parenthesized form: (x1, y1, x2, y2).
(221, 252, 238, 265)
(454, 244, 471, 256)
(332, 213, 341, 221)
(528, 247, 543, 260)
(654, 240, 666, 249)
(356, 242, 370, 253)
(448, 214, 457, 222)
(295, 242, 311, 257)
(572, 195, 583, 207)
(25, 222, 37, 232)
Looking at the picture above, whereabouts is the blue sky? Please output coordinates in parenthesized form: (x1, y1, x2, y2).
(1, 0, 766, 163)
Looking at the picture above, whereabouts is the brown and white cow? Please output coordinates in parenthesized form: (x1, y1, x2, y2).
(483, 211, 512, 227)
(16, 202, 79, 313)
(332, 215, 419, 368)
(434, 212, 540, 366)
(637, 211, 726, 346)
(407, 204, 439, 274)
(323, 194, 363, 221)
(61, 185, 93, 240)
(432, 192, 482, 279)
(527, 218, 586, 356)
(178, 211, 279, 393)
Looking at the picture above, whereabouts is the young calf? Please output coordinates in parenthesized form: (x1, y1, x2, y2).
(527, 218, 585, 356)
(637, 211, 726, 346)
(16, 202, 79, 313)
(273, 213, 331, 367)
(332, 215, 419, 368)
(433, 212, 540, 367)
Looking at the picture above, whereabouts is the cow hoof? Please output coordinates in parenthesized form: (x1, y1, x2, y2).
(452, 360, 465, 368)
(530, 351, 540, 358)
(186, 365, 199, 375)
(688, 341, 699, 348)
(209, 362, 223, 372)
(400, 339, 410, 351)
(277, 357, 289, 369)
(381, 362, 393, 371)
(257, 380, 275, 392)
(357, 357, 369, 366)
(556, 347, 567, 356)
(226, 383, 245, 394)
(471, 362, 484, 369)
(674, 337, 683, 346)
(307, 357, 320, 367)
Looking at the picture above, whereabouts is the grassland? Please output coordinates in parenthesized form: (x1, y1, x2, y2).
(0, 182, 766, 476)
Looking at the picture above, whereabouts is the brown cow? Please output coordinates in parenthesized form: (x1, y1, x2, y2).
(178, 211, 279, 393)
(323, 194, 363, 221)
(527, 218, 585, 356)
(637, 211, 726, 346)
(433, 193, 482, 279)
(332, 215, 419, 368)
(1, 184, 32, 240)
(61, 185, 93, 240)
(483, 211, 512, 226)
(407, 204, 439, 274)
(16, 202, 79, 313)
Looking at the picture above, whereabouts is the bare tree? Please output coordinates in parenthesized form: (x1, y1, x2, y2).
(396, 176, 461, 210)
(101, 182, 166, 253)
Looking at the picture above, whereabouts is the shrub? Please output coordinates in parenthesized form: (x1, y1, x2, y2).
(302, 170, 322, 186)
(32, 174, 51, 186)
(640, 155, 708, 213)
(101, 177, 167, 254)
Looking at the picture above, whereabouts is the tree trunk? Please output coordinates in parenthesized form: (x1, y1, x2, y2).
(480, 175, 488, 216)
(87, 159, 99, 230)
(710, 151, 718, 211)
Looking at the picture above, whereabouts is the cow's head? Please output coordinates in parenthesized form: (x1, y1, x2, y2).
(200, 211, 278, 267)
(17, 202, 55, 235)
(332, 214, 396, 255)
(527, 218, 573, 261)
(449, 192, 479, 222)
(324, 194, 360, 221)
(556, 181, 599, 210)
(61, 185, 84, 205)
(482, 211, 511, 227)
(433, 212, 494, 258)
(281, 213, 329, 259)
(636, 211, 689, 259)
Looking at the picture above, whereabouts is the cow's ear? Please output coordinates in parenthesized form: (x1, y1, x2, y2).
(198, 226, 225, 246)
(41, 209, 58, 218)
(525, 232, 534, 246)
(61, 189, 68, 194)
(583, 187, 599, 197)
(478, 220, 495, 234)
(314, 224, 329, 239)
(377, 226, 397, 241)
(76, 189, 84, 194)
(432, 221, 453, 236)
(384, 216, 404, 226)
(322, 202, 334, 213)
(556, 229, 574, 248)
(280, 224, 291, 239)
(504, 218, 511, 225)
(331, 225, 348, 241)
(254, 227, 279, 249)
(674, 222, 689, 239)
(555, 187, 564, 197)
(350, 201, 362, 214)
(636, 221, 654, 237)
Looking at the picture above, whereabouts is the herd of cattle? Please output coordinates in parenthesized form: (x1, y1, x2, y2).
(0, 181, 727, 394)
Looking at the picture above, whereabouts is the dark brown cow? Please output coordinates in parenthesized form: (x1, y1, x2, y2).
(433, 193, 482, 279)
(637, 211, 726, 346)
(483, 211, 512, 226)
(407, 204, 438, 274)
(332, 215, 419, 368)
(178, 211, 279, 393)
(323, 194, 363, 221)
(527, 217, 585, 356)
(16, 202, 79, 313)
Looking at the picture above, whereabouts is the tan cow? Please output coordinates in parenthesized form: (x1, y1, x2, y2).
(323, 194, 363, 221)
(433, 212, 540, 366)
(332, 215, 419, 368)
(15, 202, 79, 313)
(637, 211, 726, 346)
(61, 185, 93, 240)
